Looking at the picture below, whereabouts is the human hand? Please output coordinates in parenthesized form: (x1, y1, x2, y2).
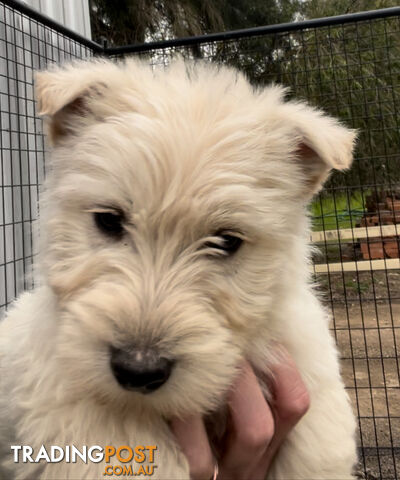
(170, 348, 310, 480)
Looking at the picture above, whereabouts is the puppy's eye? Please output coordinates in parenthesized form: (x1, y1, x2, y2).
(94, 211, 124, 238)
(207, 232, 243, 255)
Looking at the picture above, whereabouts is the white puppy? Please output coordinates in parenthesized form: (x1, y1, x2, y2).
(0, 59, 357, 479)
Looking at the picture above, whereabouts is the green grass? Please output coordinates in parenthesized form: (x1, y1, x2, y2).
(310, 190, 369, 232)
(345, 279, 370, 294)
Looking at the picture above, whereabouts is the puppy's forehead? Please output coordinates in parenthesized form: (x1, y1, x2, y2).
(72, 97, 265, 209)
(53, 66, 296, 234)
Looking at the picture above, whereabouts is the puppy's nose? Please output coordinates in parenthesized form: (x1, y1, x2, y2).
(110, 346, 174, 393)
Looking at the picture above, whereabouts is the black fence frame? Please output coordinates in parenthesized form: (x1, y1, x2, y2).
(1, 1, 400, 479)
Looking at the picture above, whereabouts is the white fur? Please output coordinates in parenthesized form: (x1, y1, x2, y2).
(0, 59, 357, 479)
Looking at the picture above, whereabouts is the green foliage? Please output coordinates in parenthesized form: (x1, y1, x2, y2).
(277, 4, 400, 188)
(217, 0, 301, 30)
(310, 191, 368, 231)
(345, 279, 370, 293)
(89, 0, 226, 45)
(89, 0, 300, 46)
(303, 0, 400, 18)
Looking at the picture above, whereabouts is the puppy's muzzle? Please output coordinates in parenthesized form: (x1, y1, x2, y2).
(110, 346, 174, 393)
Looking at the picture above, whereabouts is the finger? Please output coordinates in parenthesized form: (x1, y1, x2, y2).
(252, 349, 310, 477)
(270, 349, 310, 436)
(170, 415, 215, 480)
(219, 361, 275, 480)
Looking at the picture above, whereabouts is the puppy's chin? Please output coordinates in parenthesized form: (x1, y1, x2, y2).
(111, 382, 227, 418)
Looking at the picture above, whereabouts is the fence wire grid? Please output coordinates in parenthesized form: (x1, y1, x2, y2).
(0, 0, 399, 478)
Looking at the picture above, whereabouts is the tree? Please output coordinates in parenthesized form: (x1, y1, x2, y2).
(303, 0, 399, 18)
(89, 0, 221, 45)
(89, 0, 301, 46)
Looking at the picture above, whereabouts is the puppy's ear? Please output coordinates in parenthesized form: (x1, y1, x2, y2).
(35, 61, 112, 145)
(276, 98, 357, 197)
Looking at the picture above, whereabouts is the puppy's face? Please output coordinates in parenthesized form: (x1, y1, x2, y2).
(36, 60, 355, 416)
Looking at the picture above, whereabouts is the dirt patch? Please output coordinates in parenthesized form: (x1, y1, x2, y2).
(328, 301, 400, 479)
(315, 271, 400, 304)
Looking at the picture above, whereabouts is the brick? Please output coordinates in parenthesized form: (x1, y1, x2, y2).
(384, 240, 399, 258)
(361, 242, 385, 259)
(385, 197, 400, 211)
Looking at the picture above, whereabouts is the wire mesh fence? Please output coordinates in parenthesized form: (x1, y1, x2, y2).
(110, 18, 400, 478)
(0, 0, 96, 318)
(0, 0, 399, 478)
